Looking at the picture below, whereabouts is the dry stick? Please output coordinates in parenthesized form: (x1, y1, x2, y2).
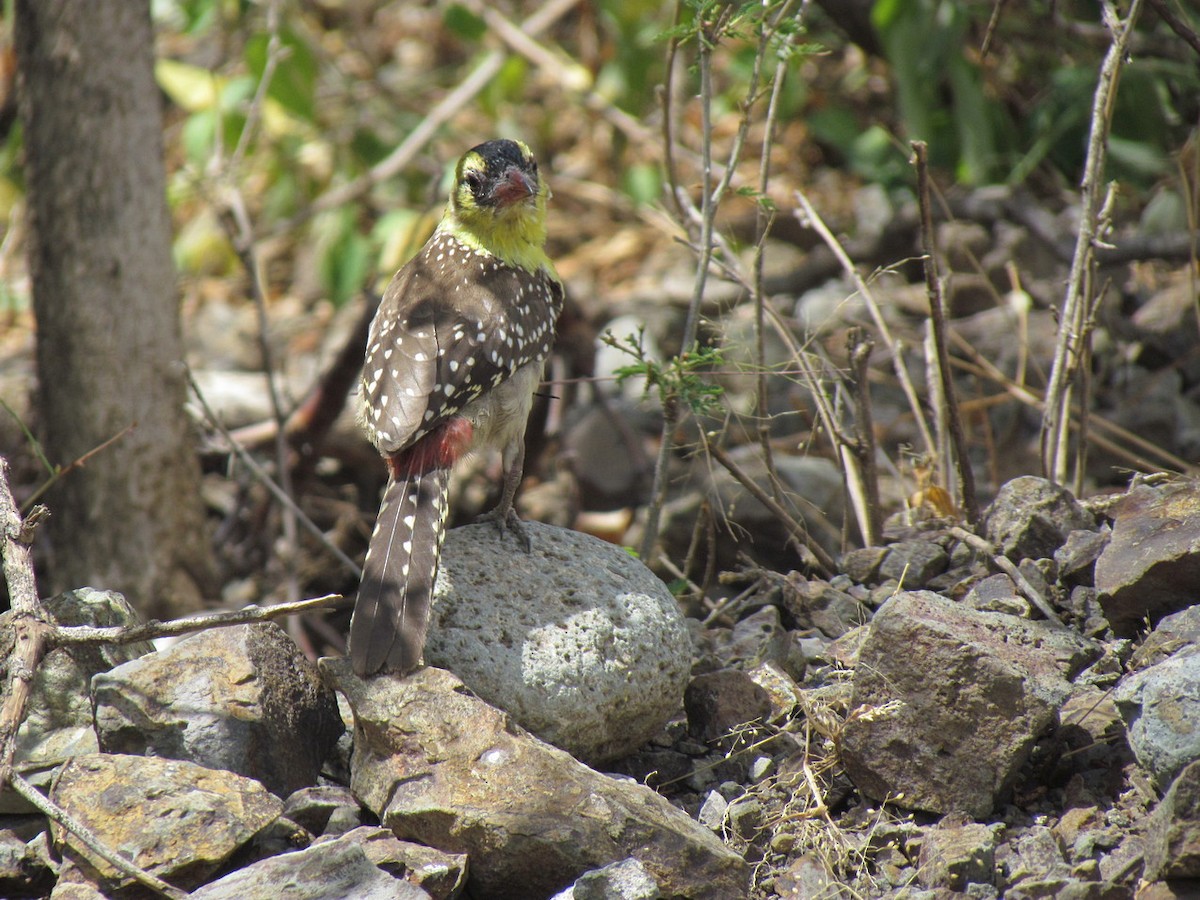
(222, 195, 303, 610)
(458, 0, 655, 151)
(0, 456, 49, 786)
(8, 772, 188, 900)
(184, 365, 362, 577)
(767, 307, 880, 547)
(846, 330, 882, 545)
(20, 424, 136, 511)
(1041, 0, 1144, 484)
(949, 526, 1064, 627)
(706, 441, 836, 577)
(1145, 0, 1200, 58)
(794, 191, 937, 458)
(640, 2, 800, 562)
(913, 141, 980, 525)
(51, 592, 344, 647)
(947, 329, 1196, 474)
(751, 51, 792, 507)
(273, 0, 581, 237)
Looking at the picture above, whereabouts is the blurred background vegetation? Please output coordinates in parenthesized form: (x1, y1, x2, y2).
(2, 0, 1193, 316)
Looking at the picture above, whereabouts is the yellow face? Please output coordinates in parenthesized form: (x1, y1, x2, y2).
(446, 139, 550, 268)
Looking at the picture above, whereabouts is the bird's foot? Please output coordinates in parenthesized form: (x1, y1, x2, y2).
(477, 506, 532, 552)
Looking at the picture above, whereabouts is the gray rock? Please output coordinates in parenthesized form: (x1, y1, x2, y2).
(323, 661, 748, 900)
(963, 573, 1031, 617)
(839, 591, 1100, 817)
(1131, 604, 1200, 671)
(878, 540, 950, 588)
(1095, 480, 1200, 633)
(0, 829, 53, 898)
(841, 546, 889, 584)
(426, 522, 690, 764)
(998, 825, 1073, 891)
(1054, 527, 1110, 586)
(1114, 648, 1200, 787)
(331, 826, 467, 900)
(697, 791, 729, 833)
(50, 753, 282, 892)
(0, 589, 152, 813)
(92, 622, 343, 797)
(723, 605, 794, 668)
(780, 576, 871, 638)
(984, 476, 1094, 561)
(1144, 758, 1200, 881)
(918, 819, 997, 889)
(684, 669, 774, 743)
(567, 857, 663, 900)
(190, 831, 429, 899)
(282, 785, 362, 837)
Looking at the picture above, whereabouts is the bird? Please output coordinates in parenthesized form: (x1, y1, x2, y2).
(349, 138, 563, 677)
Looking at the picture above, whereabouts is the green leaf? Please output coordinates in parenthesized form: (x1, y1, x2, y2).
(443, 4, 486, 41)
(245, 29, 318, 123)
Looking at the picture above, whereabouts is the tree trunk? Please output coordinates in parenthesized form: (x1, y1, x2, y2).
(15, 0, 214, 617)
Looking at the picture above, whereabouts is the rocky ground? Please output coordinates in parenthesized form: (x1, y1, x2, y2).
(3, 469, 1200, 899)
(3, 160, 1200, 898)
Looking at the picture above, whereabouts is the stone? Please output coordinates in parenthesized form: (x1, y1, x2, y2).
(841, 546, 889, 584)
(983, 476, 1094, 562)
(332, 826, 467, 900)
(564, 857, 663, 900)
(1095, 480, 1200, 633)
(323, 660, 749, 899)
(282, 785, 362, 837)
(878, 540, 950, 589)
(0, 829, 53, 898)
(50, 753, 282, 892)
(722, 605, 795, 669)
(425, 522, 691, 764)
(697, 791, 729, 833)
(1054, 528, 1110, 587)
(1131, 605, 1200, 672)
(839, 591, 1100, 817)
(918, 819, 997, 889)
(684, 670, 774, 743)
(0, 589, 152, 813)
(189, 830, 429, 899)
(1114, 649, 1200, 787)
(92, 622, 343, 797)
(964, 573, 1030, 616)
(780, 576, 871, 638)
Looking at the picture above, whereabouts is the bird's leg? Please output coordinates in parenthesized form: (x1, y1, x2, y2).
(477, 436, 532, 551)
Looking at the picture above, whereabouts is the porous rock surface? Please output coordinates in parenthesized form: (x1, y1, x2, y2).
(425, 521, 692, 764)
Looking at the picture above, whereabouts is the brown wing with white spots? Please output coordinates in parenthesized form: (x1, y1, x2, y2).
(360, 232, 563, 455)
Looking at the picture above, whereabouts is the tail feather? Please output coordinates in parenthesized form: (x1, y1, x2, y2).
(349, 468, 451, 676)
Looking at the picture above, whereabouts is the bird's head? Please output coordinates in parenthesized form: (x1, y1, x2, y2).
(445, 139, 550, 264)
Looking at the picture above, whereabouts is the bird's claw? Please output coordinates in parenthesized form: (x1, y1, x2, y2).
(477, 506, 532, 552)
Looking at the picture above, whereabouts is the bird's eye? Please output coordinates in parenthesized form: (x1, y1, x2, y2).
(464, 171, 484, 191)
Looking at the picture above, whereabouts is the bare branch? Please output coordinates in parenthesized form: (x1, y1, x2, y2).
(1041, 0, 1144, 483)
(9, 772, 189, 899)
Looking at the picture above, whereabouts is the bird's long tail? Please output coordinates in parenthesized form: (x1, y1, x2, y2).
(349, 466, 451, 676)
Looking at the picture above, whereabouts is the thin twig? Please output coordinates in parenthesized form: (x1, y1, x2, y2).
(1041, 0, 1144, 483)
(0, 456, 49, 786)
(272, 0, 582, 237)
(707, 441, 836, 576)
(185, 364, 362, 577)
(21, 424, 137, 512)
(51, 592, 344, 646)
(794, 190, 937, 458)
(913, 141, 979, 525)
(846, 330, 882, 545)
(9, 772, 189, 900)
(949, 526, 1065, 627)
